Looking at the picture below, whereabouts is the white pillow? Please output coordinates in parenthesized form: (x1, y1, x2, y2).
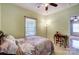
(6, 35, 16, 43)
(7, 35, 15, 39)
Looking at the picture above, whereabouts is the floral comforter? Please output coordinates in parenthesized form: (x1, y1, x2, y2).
(17, 36, 54, 55)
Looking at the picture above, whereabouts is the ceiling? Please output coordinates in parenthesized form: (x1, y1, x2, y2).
(14, 3, 78, 15)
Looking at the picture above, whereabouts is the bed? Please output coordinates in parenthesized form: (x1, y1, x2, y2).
(0, 35, 54, 55)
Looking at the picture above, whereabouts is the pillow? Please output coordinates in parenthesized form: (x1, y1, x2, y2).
(7, 35, 15, 39)
(6, 35, 16, 44)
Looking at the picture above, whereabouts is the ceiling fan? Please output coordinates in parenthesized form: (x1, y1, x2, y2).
(37, 3, 58, 11)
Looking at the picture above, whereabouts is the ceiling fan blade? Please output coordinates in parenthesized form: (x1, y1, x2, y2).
(45, 6, 48, 11)
(49, 3, 58, 7)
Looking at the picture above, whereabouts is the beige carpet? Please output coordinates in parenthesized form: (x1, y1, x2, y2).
(50, 40, 69, 55)
(54, 44, 69, 55)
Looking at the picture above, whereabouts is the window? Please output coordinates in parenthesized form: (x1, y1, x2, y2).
(73, 23, 79, 32)
(25, 17, 36, 36)
(70, 16, 79, 36)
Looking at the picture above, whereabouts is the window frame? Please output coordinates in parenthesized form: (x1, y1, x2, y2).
(70, 16, 79, 37)
(24, 16, 37, 36)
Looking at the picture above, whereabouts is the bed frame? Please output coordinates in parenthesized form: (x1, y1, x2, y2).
(0, 52, 16, 55)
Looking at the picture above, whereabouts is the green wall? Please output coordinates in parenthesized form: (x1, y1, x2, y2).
(37, 4, 79, 40)
(1, 3, 79, 40)
(0, 4, 1, 30)
(37, 15, 47, 37)
(1, 3, 39, 38)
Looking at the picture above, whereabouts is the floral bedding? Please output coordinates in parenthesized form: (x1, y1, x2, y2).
(17, 36, 54, 55)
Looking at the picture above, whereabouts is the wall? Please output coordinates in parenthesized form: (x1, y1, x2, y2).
(37, 4, 79, 40)
(1, 3, 39, 38)
(37, 15, 47, 37)
(1, 3, 79, 40)
(0, 4, 1, 30)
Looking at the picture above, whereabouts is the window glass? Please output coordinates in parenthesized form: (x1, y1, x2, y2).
(73, 23, 79, 32)
(25, 17, 36, 36)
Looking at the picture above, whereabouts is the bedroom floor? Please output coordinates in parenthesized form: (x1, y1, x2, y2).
(51, 40, 69, 55)
(54, 44, 69, 55)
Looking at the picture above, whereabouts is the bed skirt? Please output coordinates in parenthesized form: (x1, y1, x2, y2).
(0, 52, 16, 55)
